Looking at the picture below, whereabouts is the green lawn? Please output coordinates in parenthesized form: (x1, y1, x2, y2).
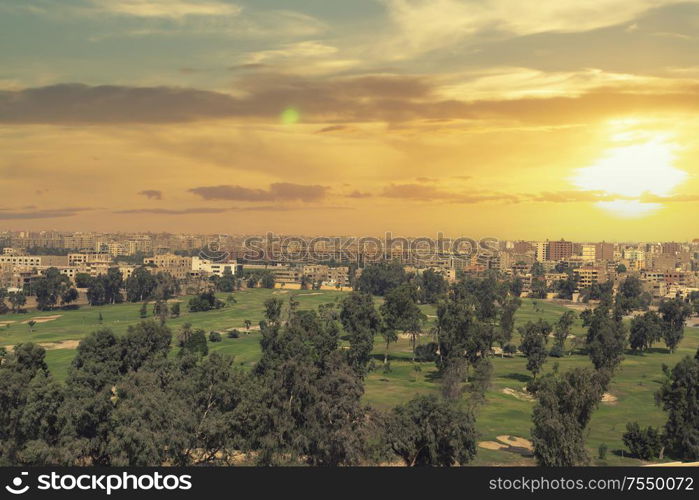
(4, 292, 697, 466)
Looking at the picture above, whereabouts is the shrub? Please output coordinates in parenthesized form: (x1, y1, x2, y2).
(415, 342, 438, 362)
(622, 422, 662, 460)
(227, 329, 240, 339)
(209, 331, 222, 343)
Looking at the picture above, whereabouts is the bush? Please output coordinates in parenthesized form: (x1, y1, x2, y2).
(415, 342, 438, 362)
(503, 344, 518, 356)
(598, 443, 608, 460)
(549, 344, 564, 358)
(227, 329, 240, 339)
(209, 331, 222, 343)
(622, 422, 662, 460)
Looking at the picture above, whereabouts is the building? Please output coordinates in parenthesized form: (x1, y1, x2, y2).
(573, 267, 608, 290)
(144, 254, 193, 280)
(548, 239, 574, 261)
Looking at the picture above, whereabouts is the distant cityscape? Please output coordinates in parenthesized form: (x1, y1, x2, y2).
(2, 230, 699, 305)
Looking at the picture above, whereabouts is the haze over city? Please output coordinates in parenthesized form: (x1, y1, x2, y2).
(2, 1, 699, 238)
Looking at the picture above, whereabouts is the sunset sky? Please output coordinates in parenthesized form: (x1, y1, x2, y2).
(1, 0, 699, 240)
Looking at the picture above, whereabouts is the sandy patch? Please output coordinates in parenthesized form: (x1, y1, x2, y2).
(5, 339, 79, 352)
(502, 387, 534, 402)
(300, 292, 324, 296)
(497, 435, 533, 451)
(601, 392, 618, 404)
(272, 290, 289, 294)
(479, 441, 507, 451)
(0, 320, 16, 327)
(22, 315, 62, 324)
(479, 435, 534, 456)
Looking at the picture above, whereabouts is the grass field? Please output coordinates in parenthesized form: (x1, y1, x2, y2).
(1, 289, 696, 466)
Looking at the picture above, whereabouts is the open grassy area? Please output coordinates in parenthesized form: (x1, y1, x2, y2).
(2, 291, 696, 466)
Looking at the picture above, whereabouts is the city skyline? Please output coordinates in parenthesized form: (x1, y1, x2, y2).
(2, 1, 699, 239)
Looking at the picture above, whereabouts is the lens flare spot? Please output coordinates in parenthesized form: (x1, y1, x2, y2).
(280, 107, 300, 125)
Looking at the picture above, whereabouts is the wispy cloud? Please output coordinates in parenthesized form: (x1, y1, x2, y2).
(137, 189, 162, 200)
(189, 183, 329, 202)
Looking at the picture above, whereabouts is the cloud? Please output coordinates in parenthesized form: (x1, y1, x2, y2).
(138, 189, 163, 200)
(381, 183, 519, 203)
(346, 190, 373, 199)
(189, 183, 329, 202)
(0, 207, 93, 219)
(114, 207, 228, 215)
(88, 0, 241, 19)
(380, 0, 682, 60)
(3, 78, 699, 126)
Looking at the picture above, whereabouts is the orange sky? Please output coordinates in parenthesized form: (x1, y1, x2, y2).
(1, 1, 699, 240)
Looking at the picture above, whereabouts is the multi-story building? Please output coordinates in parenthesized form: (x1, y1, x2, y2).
(548, 239, 574, 261)
(144, 254, 193, 281)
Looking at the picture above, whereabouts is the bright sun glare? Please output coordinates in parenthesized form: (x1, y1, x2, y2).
(572, 127, 687, 218)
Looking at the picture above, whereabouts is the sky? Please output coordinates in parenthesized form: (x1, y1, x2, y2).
(1, 0, 699, 240)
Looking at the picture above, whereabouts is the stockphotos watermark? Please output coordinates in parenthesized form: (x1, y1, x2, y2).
(200, 233, 500, 264)
(3, 470, 192, 496)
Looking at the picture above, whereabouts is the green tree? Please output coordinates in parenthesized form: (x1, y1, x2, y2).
(622, 422, 662, 460)
(356, 261, 407, 296)
(629, 311, 662, 352)
(380, 284, 425, 363)
(658, 298, 692, 353)
(519, 320, 551, 379)
(585, 304, 627, 373)
(386, 395, 477, 466)
(418, 269, 447, 304)
(340, 292, 381, 375)
(655, 350, 699, 460)
(553, 310, 576, 355)
(531, 368, 606, 466)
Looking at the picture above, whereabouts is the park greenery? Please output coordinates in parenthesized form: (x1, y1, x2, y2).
(0, 264, 698, 466)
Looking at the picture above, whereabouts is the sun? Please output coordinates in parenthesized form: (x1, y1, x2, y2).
(572, 131, 687, 218)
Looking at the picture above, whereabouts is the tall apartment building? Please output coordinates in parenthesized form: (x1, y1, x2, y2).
(595, 242, 615, 261)
(548, 239, 573, 261)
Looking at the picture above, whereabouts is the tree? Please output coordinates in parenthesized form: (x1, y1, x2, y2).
(33, 268, 73, 310)
(188, 291, 224, 312)
(585, 304, 626, 373)
(209, 331, 222, 342)
(216, 268, 236, 293)
(616, 264, 627, 274)
(418, 269, 447, 304)
(260, 272, 275, 289)
(61, 287, 78, 307)
(8, 291, 26, 313)
(340, 292, 381, 375)
(74, 273, 92, 288)
(655, 351, 699, 460)
(178, 325, 208, 357)
(518, 320, 551, 379)
(170, 302, 180, 318)
(125, 267, 156, 302)
(244, 319, 252, 332)
(629, 311, 662, 352)
(554, 274, 577, 300)
(553, 310, 576, 355)
(380, 284, 425, 363)
(622, 422, 662, 460)
(531, 368, 605, 466)
(356, 261, 407, 296)
(658, 298, 691, 353)
(616, 276, 650, 313)
(498, 295, 521, 350)
(386, 395, 477, 466)
(139, 302, 148, 319)
(27, 320, 37, 332)
(529, 279, 548, 299)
